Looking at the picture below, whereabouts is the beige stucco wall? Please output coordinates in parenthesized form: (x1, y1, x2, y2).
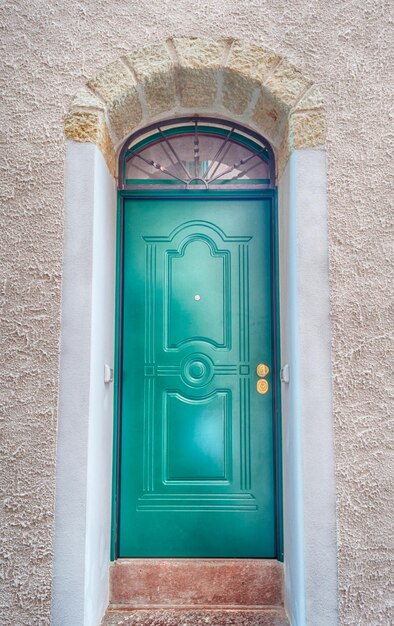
(0, 1, 392, 625)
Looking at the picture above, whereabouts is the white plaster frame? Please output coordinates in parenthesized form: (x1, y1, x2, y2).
(52, 140, 338, 626)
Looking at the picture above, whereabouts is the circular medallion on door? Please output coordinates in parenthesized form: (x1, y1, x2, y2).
(181, 353, 214, 387)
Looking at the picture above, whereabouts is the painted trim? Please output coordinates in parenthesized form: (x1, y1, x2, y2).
(53, 142, 117, 626)
(125, 125, 270, 158)
(118, 188, 276, 199)
(110, 193, 123, 561)
(280, 150, 306, 625)
(296, 149, 338, 625)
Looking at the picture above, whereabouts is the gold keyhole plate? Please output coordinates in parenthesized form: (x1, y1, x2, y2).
(257, 379, 269, 394)
(256, 363, 269, 378)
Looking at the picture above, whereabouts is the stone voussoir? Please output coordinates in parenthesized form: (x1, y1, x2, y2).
(276, 121, 291, 181)
(170, 36, 228, 69)
(175, 66, 220, 108)
(64, 109, 116, 175)
(226, 40, 282, 85)
(293, 84, 324, 111)
(252, 86, 288, 147)
(87, 58, 136, 104)
(289, 109, 327, 149)
(222, 70, 257, 115)
(124, 43, 177, 116)
(65, 110, 101, 143)
(69, 86, 107, 112)
(170, 36, 228, 109)
(106, 93, 142, 143)
(88, 58, 143, 141)
(264, 58, 312, 108)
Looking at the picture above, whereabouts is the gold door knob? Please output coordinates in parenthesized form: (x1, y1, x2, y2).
(257, 379, 269, 394)
(256, 363, 269, 378)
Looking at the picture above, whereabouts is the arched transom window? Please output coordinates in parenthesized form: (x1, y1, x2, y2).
(119, 117, 275, 190)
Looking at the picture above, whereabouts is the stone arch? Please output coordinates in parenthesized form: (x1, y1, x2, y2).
(64, 36, 326, 178)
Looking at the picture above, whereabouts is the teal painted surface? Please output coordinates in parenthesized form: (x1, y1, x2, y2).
(119, 197, 276, 557)
(272, 191, 284, 562)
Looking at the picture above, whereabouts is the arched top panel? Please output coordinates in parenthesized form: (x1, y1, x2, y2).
(119, 117, 275, 190)
(65, 37, 326, 178)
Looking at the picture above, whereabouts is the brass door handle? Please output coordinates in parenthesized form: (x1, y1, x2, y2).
(256, 363, 269, 394)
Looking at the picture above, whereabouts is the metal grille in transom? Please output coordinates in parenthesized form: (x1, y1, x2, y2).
(120, 117, 275, 190)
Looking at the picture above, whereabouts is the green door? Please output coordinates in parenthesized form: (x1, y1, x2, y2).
(118, 195, 276, 557)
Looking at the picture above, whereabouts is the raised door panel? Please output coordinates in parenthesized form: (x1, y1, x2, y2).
(164, 390, 230, 482)
(166, 237, 229, 349)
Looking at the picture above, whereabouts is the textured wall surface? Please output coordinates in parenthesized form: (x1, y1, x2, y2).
(0, 1, 392, 625)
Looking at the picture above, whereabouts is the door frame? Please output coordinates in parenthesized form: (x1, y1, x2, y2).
(111, 187, 283, 561)
(53, 141, 338, 626)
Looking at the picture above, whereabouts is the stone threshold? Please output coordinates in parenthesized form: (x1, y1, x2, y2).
(101, 607, 289, 626)
(110, 605, 284, 611)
